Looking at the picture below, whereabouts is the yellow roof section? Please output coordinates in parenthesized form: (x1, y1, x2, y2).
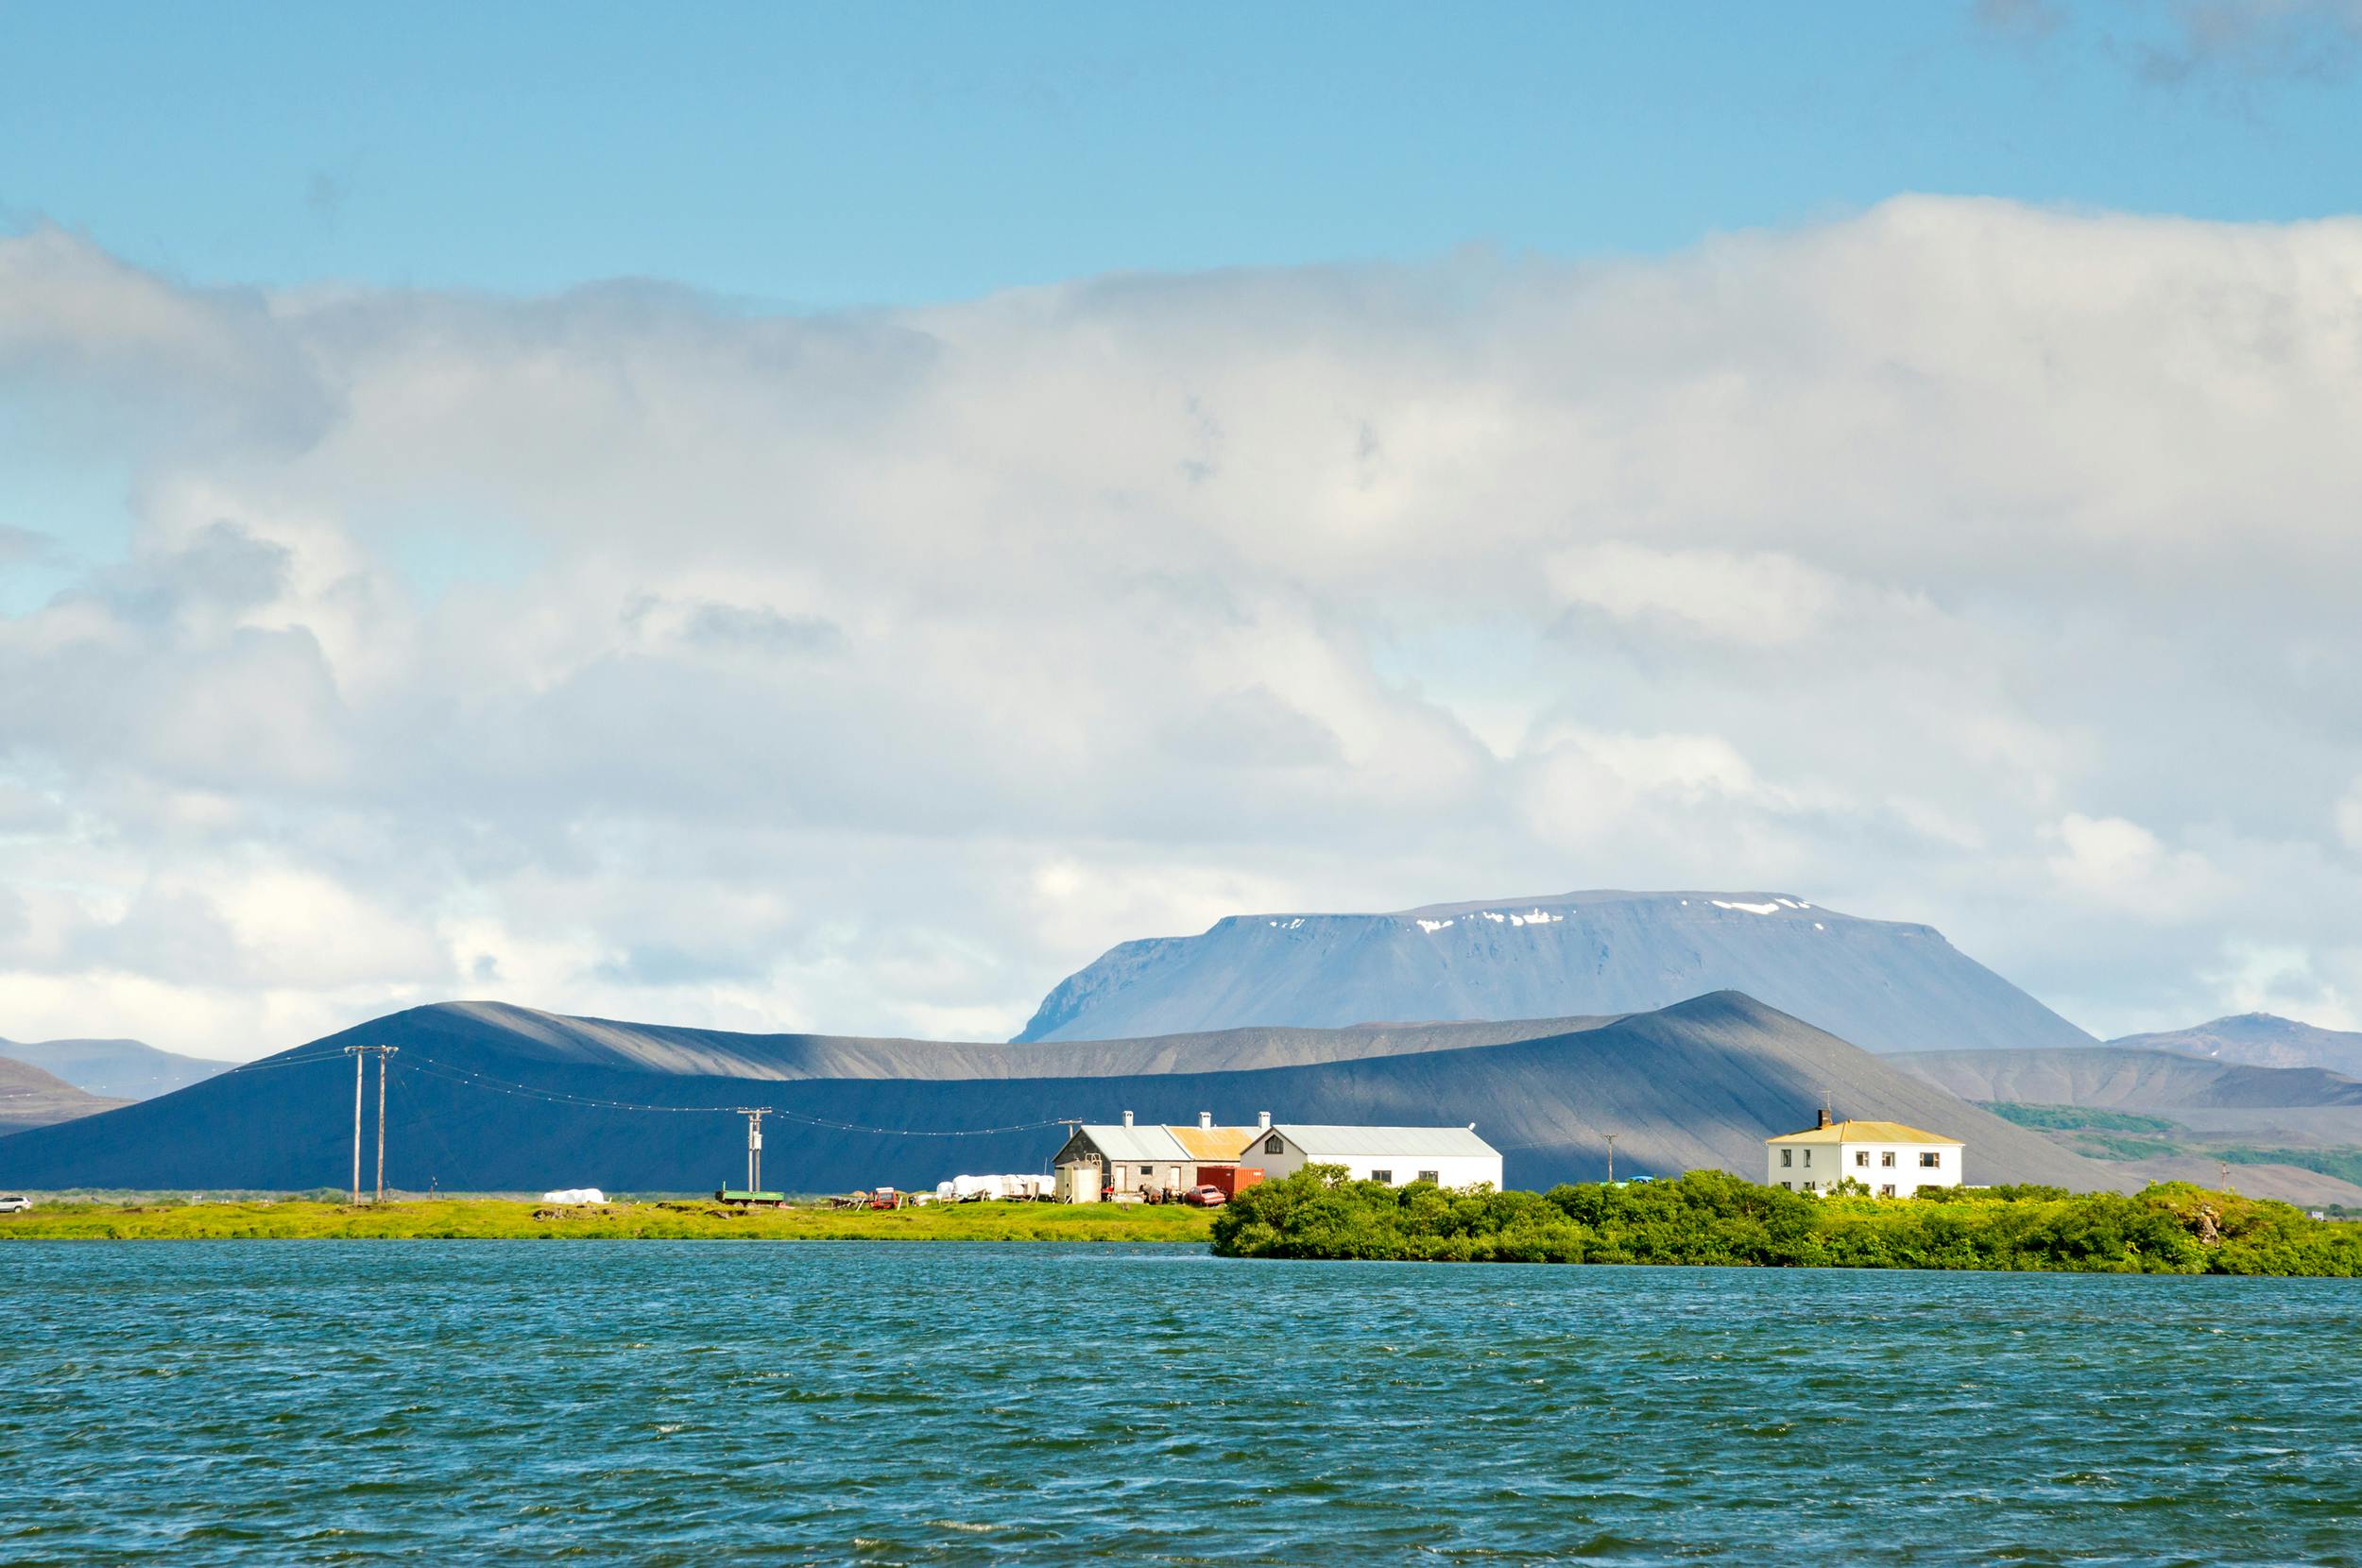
(1765, 1118, 1962, 1146)
(1168, 1125, 1258, 1162)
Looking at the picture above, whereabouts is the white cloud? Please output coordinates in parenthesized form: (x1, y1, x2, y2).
(2201, 941, 2358, 1032)
(5, 200, 2362, 1055)
(2337, 777, 2362, 852)
(2045, 813, 2225, 919)
(1548, 543, 1843, 645)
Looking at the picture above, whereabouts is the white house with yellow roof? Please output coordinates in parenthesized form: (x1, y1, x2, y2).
(1767, 1109, 1962, 1197)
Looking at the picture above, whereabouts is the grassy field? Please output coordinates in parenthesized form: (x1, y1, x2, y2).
(1983, 1100, 2362, 1188)
(0, 1196, 1218, 1242)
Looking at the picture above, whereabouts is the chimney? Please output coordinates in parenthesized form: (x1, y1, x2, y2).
(1121, 1110, 1134, 1128)
(1257, 1111, 1271, 1130)
(1198, 1111, 1213, 1130)
(1816, 1107, 1832, 1130)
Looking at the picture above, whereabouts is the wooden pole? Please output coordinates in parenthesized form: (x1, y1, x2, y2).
(374, 1050, 389, 1203)
(351, 1049, 364, 1205)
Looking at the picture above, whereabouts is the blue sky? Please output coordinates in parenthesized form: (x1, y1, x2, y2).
(5, 2, 2358, 307)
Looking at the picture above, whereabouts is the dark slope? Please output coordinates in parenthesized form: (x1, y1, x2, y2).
(0, 994, 2109, 1193)
(0, 1035, 232, 1100)
(1891, 1047, 2362, 1112)
(332, 999, 1625, 1080)
(1015, 890, 2091, 1053)
(0, 1055, 131, 1135)
(2108, 1014, 2362, 1079)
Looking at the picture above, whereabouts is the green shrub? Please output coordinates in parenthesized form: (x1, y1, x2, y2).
(1209, 1169, 2362, 1275)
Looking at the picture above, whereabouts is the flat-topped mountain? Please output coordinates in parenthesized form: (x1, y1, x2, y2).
(2108, 1014, 2362, 1079)
(0, 992, 2109, 1193)
(1016, 890, 2092, 1053)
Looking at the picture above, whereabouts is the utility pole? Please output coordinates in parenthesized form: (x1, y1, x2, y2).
(350, 1048, 362, 1204)
(738, 1108, 767, 1192)
(376, 1048, 393, 1202)
(343, 1045, 399, 1203)
(1604, 1133, 1617, 1185)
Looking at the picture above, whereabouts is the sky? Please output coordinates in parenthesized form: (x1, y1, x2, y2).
(5, 1, 2362, 1060)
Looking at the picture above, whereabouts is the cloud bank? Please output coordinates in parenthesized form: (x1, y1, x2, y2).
(4, 196, 2360, 1057)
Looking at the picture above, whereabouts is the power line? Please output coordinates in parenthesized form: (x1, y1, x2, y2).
(387, 1065, 464, 1196)
(284, 1048, 1077, 1138)
(217, 1048, 368, 1077)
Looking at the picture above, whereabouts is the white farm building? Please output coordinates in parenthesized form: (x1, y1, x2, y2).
(1248, 1124, 1502, 1191)
(1766, 1111, 1962, 1197)
(1047, 1112, 1265, 1202)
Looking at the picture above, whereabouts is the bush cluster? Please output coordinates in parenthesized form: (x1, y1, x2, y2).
(1208, 1167, 2362, 1274)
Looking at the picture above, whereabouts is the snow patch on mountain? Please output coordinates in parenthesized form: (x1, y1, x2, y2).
(1016, 889, 2093, 1054)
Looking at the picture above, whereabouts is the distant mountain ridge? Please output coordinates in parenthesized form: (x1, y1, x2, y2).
(1016, 889, 2093, 1054)
(1891, 1047, 2362, 1112)
(0, 992, 2112, 1193)
(0, 1036, 233, 1100)
(2108, 1014, 2362, 1079)
(0, 1054, 131, 1135)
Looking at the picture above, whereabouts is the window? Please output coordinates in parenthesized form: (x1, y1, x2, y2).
(1803, 1181, 1816, 1192)
(1854, 1150, 1869, 1167)
(1920, 1151, 1942, 1168)
(1779, 1149, 1792, 1167)
(1370, 1169, 1394, 1185)
(1265, 1134, 1284, 1154)
(1880, 1150, 1896, 1167)
(1417, 1170, 1439, 1184)
(1803, 1150, 1812, 1167)
(1878, 1184, 1896, 1198)
(1779, 1181, 1792, 1190)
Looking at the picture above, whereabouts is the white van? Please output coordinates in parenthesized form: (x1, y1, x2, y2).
(0, 1195, 31, 1214)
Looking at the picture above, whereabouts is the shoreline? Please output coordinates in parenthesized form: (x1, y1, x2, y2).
(0, 1197, 1218, 1243)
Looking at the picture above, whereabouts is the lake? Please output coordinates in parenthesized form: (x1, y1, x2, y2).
(2, 1243, 2355, 1564)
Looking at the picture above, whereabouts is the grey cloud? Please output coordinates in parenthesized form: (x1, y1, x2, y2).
(1163, 686, 1347, 769)
(0, 525, 63, 569)
(66, 887, 246, 984)
(1975, 0, 2068, 40)
(1974, 0, 2362, 83)
(0, 227, 339, 456)
(80, 521, 292, 627)
(2137, 0, 2362, 82)
(591, 943, 770, 988)
(677, 602, 843, 656)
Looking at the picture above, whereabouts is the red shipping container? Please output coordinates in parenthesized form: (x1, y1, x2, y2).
(1197, 1166, 1265, 1197)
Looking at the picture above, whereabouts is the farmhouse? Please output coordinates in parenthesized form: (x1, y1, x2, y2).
(1766, 1110, 1962, 1196)
(1247, 1123, 1502, 1190)
(1049, 1111, 1262, 1202)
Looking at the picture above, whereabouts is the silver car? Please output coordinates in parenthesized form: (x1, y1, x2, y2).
(0, 1195, 32, 1214)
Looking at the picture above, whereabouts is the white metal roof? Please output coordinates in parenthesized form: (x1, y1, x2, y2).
(1275, 1125, 1498, 1158)
(1070, 1125, 1193, 1162)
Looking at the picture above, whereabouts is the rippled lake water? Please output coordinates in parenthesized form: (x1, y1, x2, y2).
(3, 1243, 2357, 1564)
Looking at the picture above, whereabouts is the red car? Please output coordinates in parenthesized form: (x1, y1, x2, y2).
(1183, 1185, 1227, 1208)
